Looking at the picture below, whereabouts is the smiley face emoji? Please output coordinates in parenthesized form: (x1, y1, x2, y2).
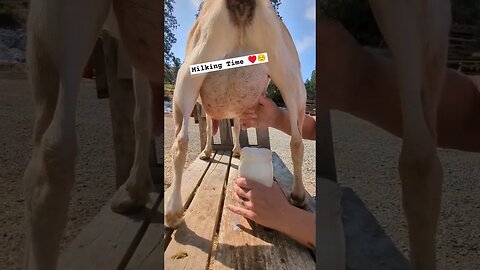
(257, 53, 266, 62)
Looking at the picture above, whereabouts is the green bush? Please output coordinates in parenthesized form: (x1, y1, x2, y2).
(321, 0, 480, 47)
(0, 4, 21, 29)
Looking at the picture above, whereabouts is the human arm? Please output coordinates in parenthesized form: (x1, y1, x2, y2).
(240, 95, 316, 140)
(227, 177, 316, 250)
(317, 18, 480, 152)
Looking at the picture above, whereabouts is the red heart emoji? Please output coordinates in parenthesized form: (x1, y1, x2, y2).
(248, 55, 256, 63)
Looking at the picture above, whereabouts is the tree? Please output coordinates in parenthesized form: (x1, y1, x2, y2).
(270, 0, 282, 18)
(196, 0, 282, 18)
(320, 0, 383, 47)
(264, 0, 284, 104)
(321, 0, 480, 47)
(266, 81, 285, 106)
(0, 3, 21, 29)
(164, 0, 179, 83)
(305, 69, 316, 101)
(164, 0, 179, 66)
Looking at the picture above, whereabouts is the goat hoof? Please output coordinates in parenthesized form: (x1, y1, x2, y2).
(289, 192, 307, 208)
(165, 211, 184, 229)
(199, 151, 211, 160)
(111, 187, 148, 214)
(232, 148, 241, 157)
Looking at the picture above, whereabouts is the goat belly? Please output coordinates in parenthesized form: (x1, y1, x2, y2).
(199, 58, 269, 120)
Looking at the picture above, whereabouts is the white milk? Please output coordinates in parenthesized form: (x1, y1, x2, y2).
(238, 147, 273, 187)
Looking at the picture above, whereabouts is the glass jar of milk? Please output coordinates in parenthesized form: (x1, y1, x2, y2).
(238, 147, 273, 187)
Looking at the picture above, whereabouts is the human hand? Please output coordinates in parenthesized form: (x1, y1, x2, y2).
(226, 177, 292, 232)
(240, 95, 281, 130)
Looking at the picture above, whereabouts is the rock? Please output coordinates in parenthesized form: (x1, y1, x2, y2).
(8, 48, 25, 62)
(0, 29, 17, 48)
(14, 31, 27, 51)
(0, 49, 16, 63)
(0, 28, 26, 63)
(0, 47, 25, 63)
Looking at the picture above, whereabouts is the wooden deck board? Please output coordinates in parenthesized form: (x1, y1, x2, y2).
(61, 149, 316, 269)
(57, 189, 162, 270)
(164, 151, 231, 270)
(127, 152, 221, 269)
(272, 152, 316, 212)
(212, 154, 315, 270)
(125, 200, 164, 270)
(165, 152, 215, 215)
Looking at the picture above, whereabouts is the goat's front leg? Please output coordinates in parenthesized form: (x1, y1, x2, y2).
(111, 68, 154, 213)
(370, 1, 450, 269)
(165, 37, 234, 228)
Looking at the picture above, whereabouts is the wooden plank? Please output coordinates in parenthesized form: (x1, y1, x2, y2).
(212, 145, 237, 151)
(149, 140, 162, 185)
(125, 200, 164, 270)
(165, 153, 215, 214)
(316, 110, 338, 182)
(256, 128, 270, 149)
(449, 36, 477, 43)
(448, 59, 480, 64)
(57, 190, 162, 270)
(164, 152, 231, 270)
(271, 152, 315, 212)
(219, 119, 233, 146)
(212, 154, 315, 270)
(239, 129, 249, 147)
(128, 153, 214, 269)
(93, 38, 108, 99)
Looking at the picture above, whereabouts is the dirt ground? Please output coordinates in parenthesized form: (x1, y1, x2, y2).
(0, 73, 117, 270)
(332, 111, 480, 269)
(0, 73, 479, 269)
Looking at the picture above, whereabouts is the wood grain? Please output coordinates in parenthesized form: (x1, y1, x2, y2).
(255, 128, 270, 149)
(125, 200, 164, 270)
(57, 190, 161, 270)
(212, 153, 315, 270)
(164, 151, 231, 270)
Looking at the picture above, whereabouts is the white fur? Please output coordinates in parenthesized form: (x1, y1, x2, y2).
(24, 1, 158, 269)
(165, 0, 308, 229)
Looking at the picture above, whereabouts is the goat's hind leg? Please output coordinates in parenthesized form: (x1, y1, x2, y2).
(251, 31, 307, 207)
(269, 65, 307, 207)
(24, 1, 111, 269)
(111, 68, 154, 213)
(199, 113, 214, 160)
(369, 1, 450, 269)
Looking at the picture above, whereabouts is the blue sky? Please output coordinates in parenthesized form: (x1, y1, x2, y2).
(170, 0, 316, 81)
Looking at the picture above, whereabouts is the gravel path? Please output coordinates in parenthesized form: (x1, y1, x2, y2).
(331, 111, 480, 269)
(0, 74, 116, 270)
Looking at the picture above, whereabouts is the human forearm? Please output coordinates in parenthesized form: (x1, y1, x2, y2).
(277, 205, 316, 250)
(271, 108, 316, 140)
